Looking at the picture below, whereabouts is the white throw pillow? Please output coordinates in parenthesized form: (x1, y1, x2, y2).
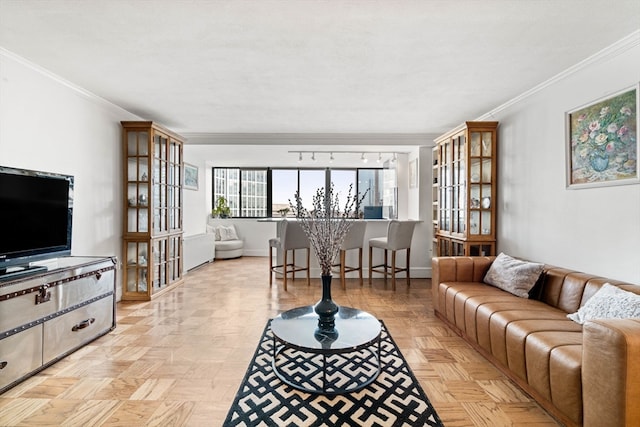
(206, 225, 222, 241)
(218, 225, 239, 241)
(483, 253, 544, 298)
(567, 283, 640, 324)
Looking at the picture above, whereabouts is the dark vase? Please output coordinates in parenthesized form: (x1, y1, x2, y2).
(590, 153, 609, 172)
(314, 275, 339, 334)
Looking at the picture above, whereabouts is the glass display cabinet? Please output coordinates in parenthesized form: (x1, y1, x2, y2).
(121, 121, 184, 301)
(433, 121, 498, 257)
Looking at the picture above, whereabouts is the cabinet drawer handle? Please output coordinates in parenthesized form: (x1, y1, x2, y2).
(0, 361, 7, 370)
(72, 318, 95, 332)
(35, 287, 51, 305)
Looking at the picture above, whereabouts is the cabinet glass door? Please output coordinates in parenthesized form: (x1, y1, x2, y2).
(126, 131, 150, 233)
(469, 131, 493, 237)
(168, 235, 182, 283)
(168, 139, 182, 231)
(153, 238, 167, 290)
(125, 241, 149, 293)
(452, 135, 465, 234)
(153, 134, 168, 233)
(439, 141, 451, 232)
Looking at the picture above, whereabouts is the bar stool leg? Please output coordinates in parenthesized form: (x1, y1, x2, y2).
(368, 246, 373, 285)
(283, 250, 288, 292)
(406, 248, 411, 287)
(340, 250, 346, 290)
(358, 247, 363, 286)
(306, 248, 310, 286)
(384, 250, 388, 283)
(269, 246, 273, 286)
(391, 250, 397, 291)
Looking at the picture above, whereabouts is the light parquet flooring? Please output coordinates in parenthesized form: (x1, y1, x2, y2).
(0, 257, 561, 426)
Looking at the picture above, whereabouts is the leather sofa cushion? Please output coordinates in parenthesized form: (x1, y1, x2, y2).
(440, 282, 499, 327)
(473, 300, 551, 352)
(550, 344, 583, 426)
(525, 331, 584, 424)
(503, 319, 582, 381)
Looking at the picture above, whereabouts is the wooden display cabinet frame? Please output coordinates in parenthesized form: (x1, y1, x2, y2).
(434, 121, 498, 257)
(121, 121, 185, 301)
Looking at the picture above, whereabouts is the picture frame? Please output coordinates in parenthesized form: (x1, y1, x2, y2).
(184, 163, 199, 190)
(566, 84, 638, 189)
(409, 159, 418, 188)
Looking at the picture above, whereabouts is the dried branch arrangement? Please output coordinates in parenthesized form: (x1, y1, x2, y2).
(290, 184, 366, 276)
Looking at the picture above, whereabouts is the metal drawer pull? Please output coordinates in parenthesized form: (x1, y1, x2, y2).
(72, 318, 95, 332)
(35, 287, 51, 305)
(0, 361, 7, 370)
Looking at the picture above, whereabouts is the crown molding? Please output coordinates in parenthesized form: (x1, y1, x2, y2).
(0, 47, 138, 117)
(182, 132, 436, 146)
(477, 30, 640, 121)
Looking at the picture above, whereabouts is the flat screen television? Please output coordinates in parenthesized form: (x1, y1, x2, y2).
(0, 165, 74, 280)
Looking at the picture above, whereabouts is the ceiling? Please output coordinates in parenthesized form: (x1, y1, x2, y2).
(1, 0, 639, 142)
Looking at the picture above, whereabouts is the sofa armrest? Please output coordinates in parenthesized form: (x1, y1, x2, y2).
(583, 319, 640, 427)
(431, 256, 495, 313)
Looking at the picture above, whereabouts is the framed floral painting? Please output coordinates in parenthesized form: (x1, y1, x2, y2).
(566, 85, 638, 189)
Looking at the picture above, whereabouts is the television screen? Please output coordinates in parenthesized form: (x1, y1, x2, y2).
(0, 166, 73, 273)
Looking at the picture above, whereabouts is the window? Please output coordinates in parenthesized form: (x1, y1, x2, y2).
(359, 168, 397, 218)
(329, 169, 357, 207)
(213, 168, 267, 218)
(298, 169, 325, 210)
(213, 167, 394, 218)
(241, 169, 267, 217)
(272, 169, 297, 216)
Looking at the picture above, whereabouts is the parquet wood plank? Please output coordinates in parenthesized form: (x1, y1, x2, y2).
(0, 257, 560, 426)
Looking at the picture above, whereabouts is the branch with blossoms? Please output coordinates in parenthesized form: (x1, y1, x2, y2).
(290, 184, 367, 276)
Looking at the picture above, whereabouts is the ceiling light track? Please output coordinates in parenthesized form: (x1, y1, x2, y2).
(289, 150, 405, 163)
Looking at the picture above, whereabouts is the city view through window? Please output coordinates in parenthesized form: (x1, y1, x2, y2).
(213, 167, 396, 218)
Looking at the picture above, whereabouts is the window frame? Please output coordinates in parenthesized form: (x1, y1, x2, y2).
(212, 166, 386, 219)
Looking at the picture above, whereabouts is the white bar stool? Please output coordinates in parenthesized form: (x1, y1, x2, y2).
(332, 221, 367, 290)
(269, 220, 311, 291)
(368, 220, 417, 290)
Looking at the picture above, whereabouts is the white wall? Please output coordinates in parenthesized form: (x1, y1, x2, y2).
(0, 49, 140, 299)
(483, 33, 640, 283)
(183, 144, 435, 277)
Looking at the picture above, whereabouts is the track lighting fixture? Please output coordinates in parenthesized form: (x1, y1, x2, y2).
(288, 150, 405, 164)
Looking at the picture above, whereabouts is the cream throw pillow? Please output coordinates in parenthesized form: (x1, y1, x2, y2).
(218, 225, 239, 241)
(483, 253, 544, 298)
(567, 283, 640, 324)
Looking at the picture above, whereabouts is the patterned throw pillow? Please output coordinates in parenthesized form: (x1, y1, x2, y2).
(483, 253, 544, 298)
(567, 283, 640, 324)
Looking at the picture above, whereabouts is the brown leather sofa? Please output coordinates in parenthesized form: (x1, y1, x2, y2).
(432, 256, 640, 427)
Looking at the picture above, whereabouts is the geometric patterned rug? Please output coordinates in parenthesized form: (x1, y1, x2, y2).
(224, 320, 444, 426)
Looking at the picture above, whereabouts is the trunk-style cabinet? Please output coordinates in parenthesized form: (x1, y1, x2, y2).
(433, 121, 498, 257)
(0, 256, 116, 394)
(121, 121, 184, 301)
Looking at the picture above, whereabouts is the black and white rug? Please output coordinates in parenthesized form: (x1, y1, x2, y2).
(224, 320, 444, 427)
